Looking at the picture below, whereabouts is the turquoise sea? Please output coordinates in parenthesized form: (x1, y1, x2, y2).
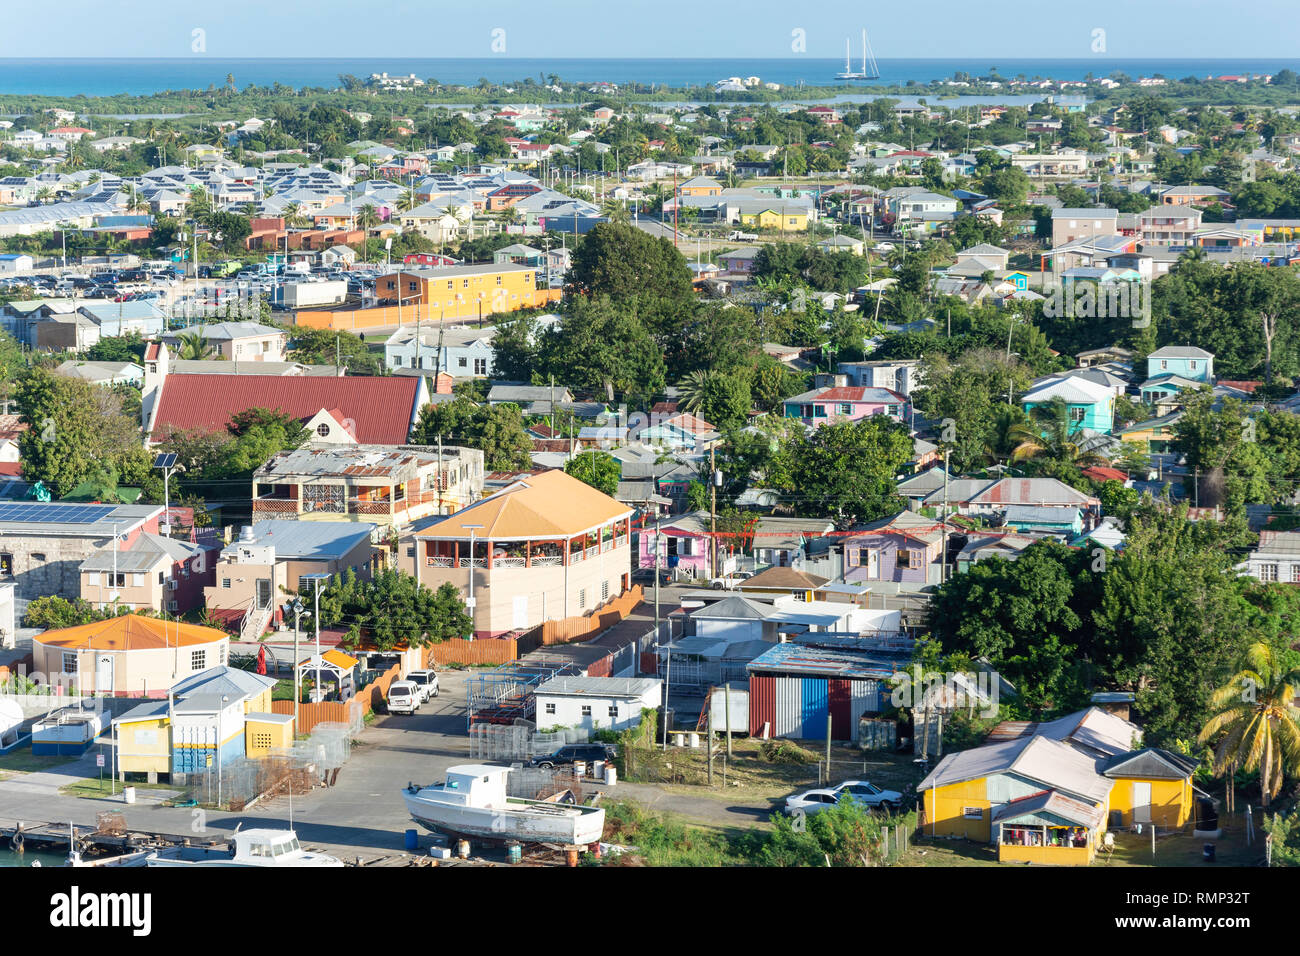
(1, 58, 1299, 97)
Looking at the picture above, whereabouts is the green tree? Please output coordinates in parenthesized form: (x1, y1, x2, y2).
(564, 450, 621, 496)
(287, 326, 381, 375)
(779, 417, 913, 525)
(317, 569, 472, 650)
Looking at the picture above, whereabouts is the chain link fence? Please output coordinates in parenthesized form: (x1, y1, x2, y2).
(468, 719, 590, 762)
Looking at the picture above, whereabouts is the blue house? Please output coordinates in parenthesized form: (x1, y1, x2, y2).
(1001, 505, 1083, 536)
(1146, 346, 1213, 383)
(1021, 376, 1116, 434)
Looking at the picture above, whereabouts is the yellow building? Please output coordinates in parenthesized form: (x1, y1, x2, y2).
(245, 712, 296, 757)
(917, 707, 1198, 865)
(739, 208, 809, 232)
(375, 263, 546, 322)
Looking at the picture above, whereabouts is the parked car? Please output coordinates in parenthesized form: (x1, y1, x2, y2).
(785, 780, 903, 816)
(405, 670, 440, 702)
(527, 743, 617, 770)
(386, 680, 421, 715)
(710, 571, 753, 590)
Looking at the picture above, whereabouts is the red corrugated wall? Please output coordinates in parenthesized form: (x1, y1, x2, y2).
(639, 652, 658, 675)
(829, 679, 852, 740)
(586, 654, 613, 678)
(749, 675, 775, 736)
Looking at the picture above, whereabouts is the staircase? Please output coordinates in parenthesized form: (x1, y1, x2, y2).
(239, 602, 274, 643)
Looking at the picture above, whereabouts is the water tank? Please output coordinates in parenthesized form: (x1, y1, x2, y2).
(238, 525, 256, 543)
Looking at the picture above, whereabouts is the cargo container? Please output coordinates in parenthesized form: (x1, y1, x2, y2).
(275, 279, 348, 310)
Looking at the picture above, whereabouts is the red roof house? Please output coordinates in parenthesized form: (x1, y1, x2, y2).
(147, 374, 424, 446)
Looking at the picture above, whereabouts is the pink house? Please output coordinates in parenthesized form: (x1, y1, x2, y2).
(638, 511, 712, 581)
(783, 385, 909, 428)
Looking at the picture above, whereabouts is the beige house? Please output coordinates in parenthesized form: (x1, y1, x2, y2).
(32, 615, 230, 697)
(203, 520, 378, 640)
(162, 321, 287, 363)
(410, 469, 633, 637)
(252, 443, 484, 528)
(79, 533, 217, 615)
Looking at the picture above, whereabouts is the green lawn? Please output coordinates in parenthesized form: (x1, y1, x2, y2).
(0, 751, 68, 774)
(58, 777, 178, 800)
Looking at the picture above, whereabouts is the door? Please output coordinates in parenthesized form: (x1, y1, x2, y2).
(96, 655, 114, 695)
(1132, 782, 1152, 824)
(866, 549, 879, 579)
(255, 578, 272, 610)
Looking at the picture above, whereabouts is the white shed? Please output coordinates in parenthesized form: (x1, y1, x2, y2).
(534, 676, 662, 733)
(690, 595, 770, 643)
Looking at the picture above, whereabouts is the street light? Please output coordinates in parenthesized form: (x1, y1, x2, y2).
(152, 453, 183, 536)
(463, 524, 484, 641)
(298, 574, 331, 702)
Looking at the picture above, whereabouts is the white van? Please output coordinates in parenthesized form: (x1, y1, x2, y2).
(386, 680, 421, 715)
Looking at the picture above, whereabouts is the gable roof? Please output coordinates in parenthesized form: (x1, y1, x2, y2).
(151, 374, 420, 444)
(738, 566, 829, 591)
(1101, 747, 1199, 779)
(690, 595, 771, 621)
(967, 478, 1100, 508)
(917, 734, 1112, 802)
(170, 664, 278, 700)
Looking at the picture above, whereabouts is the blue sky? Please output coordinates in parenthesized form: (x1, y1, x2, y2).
(3, 0, 1299, 59)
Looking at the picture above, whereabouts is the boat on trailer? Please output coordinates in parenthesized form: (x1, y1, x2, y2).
(402, 764, 605, 845)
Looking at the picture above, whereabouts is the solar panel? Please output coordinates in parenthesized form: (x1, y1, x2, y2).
(153, 452, 178, 469)
(0, 502, 117, 525)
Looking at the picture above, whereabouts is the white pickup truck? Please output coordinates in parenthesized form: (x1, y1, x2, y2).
(728, 230, 758, 241)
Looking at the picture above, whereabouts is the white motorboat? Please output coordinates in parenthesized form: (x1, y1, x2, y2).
(402, 764, 605, 845)
(143, 828, 343, 867)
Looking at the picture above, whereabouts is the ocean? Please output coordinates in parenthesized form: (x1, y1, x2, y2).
(1, 57, 1298, 98)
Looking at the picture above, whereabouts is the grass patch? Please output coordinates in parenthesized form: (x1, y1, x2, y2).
(271, 679, 297, 702)
(0, 751, 68, 774)
(58, 777, 178, 800)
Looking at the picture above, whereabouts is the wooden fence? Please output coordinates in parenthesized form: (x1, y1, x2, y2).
(271, 663, 401, 735)
(526, 586, 644, 648)
(426, 638, 518, 667)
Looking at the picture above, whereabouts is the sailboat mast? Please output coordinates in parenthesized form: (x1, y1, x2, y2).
(845, 38, 851, 74)
(862, 29, 867, 74)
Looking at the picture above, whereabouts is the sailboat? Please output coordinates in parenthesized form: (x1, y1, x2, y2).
(836, 29, 881, 81)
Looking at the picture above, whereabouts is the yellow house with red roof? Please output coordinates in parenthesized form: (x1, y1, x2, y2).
(409, 469, 634, 636)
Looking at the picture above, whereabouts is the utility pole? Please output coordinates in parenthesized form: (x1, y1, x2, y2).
(724, 680, 732, 758)
(292, 598, 303, 726)
(1194, 467, 1199, 509)
(941, 448, 950, 584)
(709, 446, 718, 581)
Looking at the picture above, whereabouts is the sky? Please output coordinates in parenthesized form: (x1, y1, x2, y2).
(2, 0, 1299, 59)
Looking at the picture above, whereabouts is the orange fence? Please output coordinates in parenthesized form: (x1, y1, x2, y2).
(526, 586, 644, 648)
(271, 663, 401, 735)
(294, 289, 563, 333)
(425, 638, 518, 667)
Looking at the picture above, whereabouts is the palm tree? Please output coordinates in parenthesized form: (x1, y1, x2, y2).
(174, 331, 214, 360)
(601, 198, 629, 223)
(34, 186, 53, 205)
(356, 203, 380, 231)
(1008, 398, 1109, 468)
(1199, 642, 1300, 808)
(983, 406, 1032, 465)
(282, 201, 307, 229)
(398, 187, 420, 213)
(677, 370, 713, 414)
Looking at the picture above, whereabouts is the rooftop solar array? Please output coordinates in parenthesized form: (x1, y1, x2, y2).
(0, 503, 118, 525)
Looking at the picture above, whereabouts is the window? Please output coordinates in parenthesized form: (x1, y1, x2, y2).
(839, 403, 853, 415)
(31, 552, 45, 563)
(191, 649, 206, 670)
(580, 705, 592, 717)
(88, 572, 101, 586)
(446, 280, 454, 290)
(168, 600, 178, 612)
(963, 806, 985, 820)
(392, 355, 402, 367)
(1190, 361, 1198, 370)
(458, 356, 468, 368)
(408, 281, 417, 292)
(496, 275, 502, 285)
(474, 358, 487, 376)
(463, 279, 469, 288)
(63, 652, 77, 674)
(1291, 565, 1300, 584)
(1160, 360, 1168, 370)
(897, 549, 914, 569)
(182, 567, 190, 579)
(406, 546, 416, 558)
(317, 423, 331, 437)
(0, 553, 10, 576)
(1069, 406, 1086, 424)
(601, 580, 610, 602)
(158, 571, 165, 585)
(222, 578, 231, 589)
(578, 588, 587, 609)
(608, 704, 619, 718)
(545, 702, 556, 715)
(858, 548, 871, 567)
(1261, 563, 1280, 582)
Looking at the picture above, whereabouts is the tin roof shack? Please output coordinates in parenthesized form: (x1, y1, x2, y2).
(0, 501, 164, 602)
(31, 700, 106, 756)
(253, 443, 484, 529)
(917, 706, 1198, 863)
(746, 639, 902, 742)
(534, 676, 662, 733)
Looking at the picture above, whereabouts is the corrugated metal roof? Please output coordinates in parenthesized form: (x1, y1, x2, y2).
(745, 642, 898, 681)
(534, 676, 661, 698)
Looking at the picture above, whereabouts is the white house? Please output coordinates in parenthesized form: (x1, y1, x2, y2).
(534, 676, 663, 733)
(385, 324, 496, 376)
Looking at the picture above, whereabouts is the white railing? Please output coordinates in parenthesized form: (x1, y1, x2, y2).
(493, 557, 526, 569)
(531, 556, 563, 567)
(614, 535, 629, 548)
(586, 546, 599, 559)
(569, 549, 584, 564)
(426, 556, 454, 568)
(459, 558, 486, 568)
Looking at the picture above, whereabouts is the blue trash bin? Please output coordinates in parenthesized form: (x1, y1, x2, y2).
(405, 829, 418, 851)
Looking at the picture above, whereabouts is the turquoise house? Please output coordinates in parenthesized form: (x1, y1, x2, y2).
(1146, 346, 1213, 383)
(1021, 376, 1116, 434)
(1001, 505, 1084, 536)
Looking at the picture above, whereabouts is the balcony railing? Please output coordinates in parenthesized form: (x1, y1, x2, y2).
(531, 555, 563, 567)
(459, 558, 486, 568)
(426, 556, 455, 568)
(586, 545, 599, 559)
(569, 549, 584, 564)
(492, 557, 526, 569)
(252, 498, 299, 514)
(613, 535, 629, 549)
(349, 499, 393, 515)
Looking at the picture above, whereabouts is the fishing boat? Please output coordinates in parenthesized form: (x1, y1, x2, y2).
(836, 29, 881, 81)
(143, 828, 343, 866)
(402, 764, 605, 845)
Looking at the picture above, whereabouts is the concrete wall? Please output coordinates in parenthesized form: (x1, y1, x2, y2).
(1, 524, 157, 601)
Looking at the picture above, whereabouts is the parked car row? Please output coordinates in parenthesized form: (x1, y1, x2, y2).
(385, 670, 440, 715)
(784, 780, 903, 817)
